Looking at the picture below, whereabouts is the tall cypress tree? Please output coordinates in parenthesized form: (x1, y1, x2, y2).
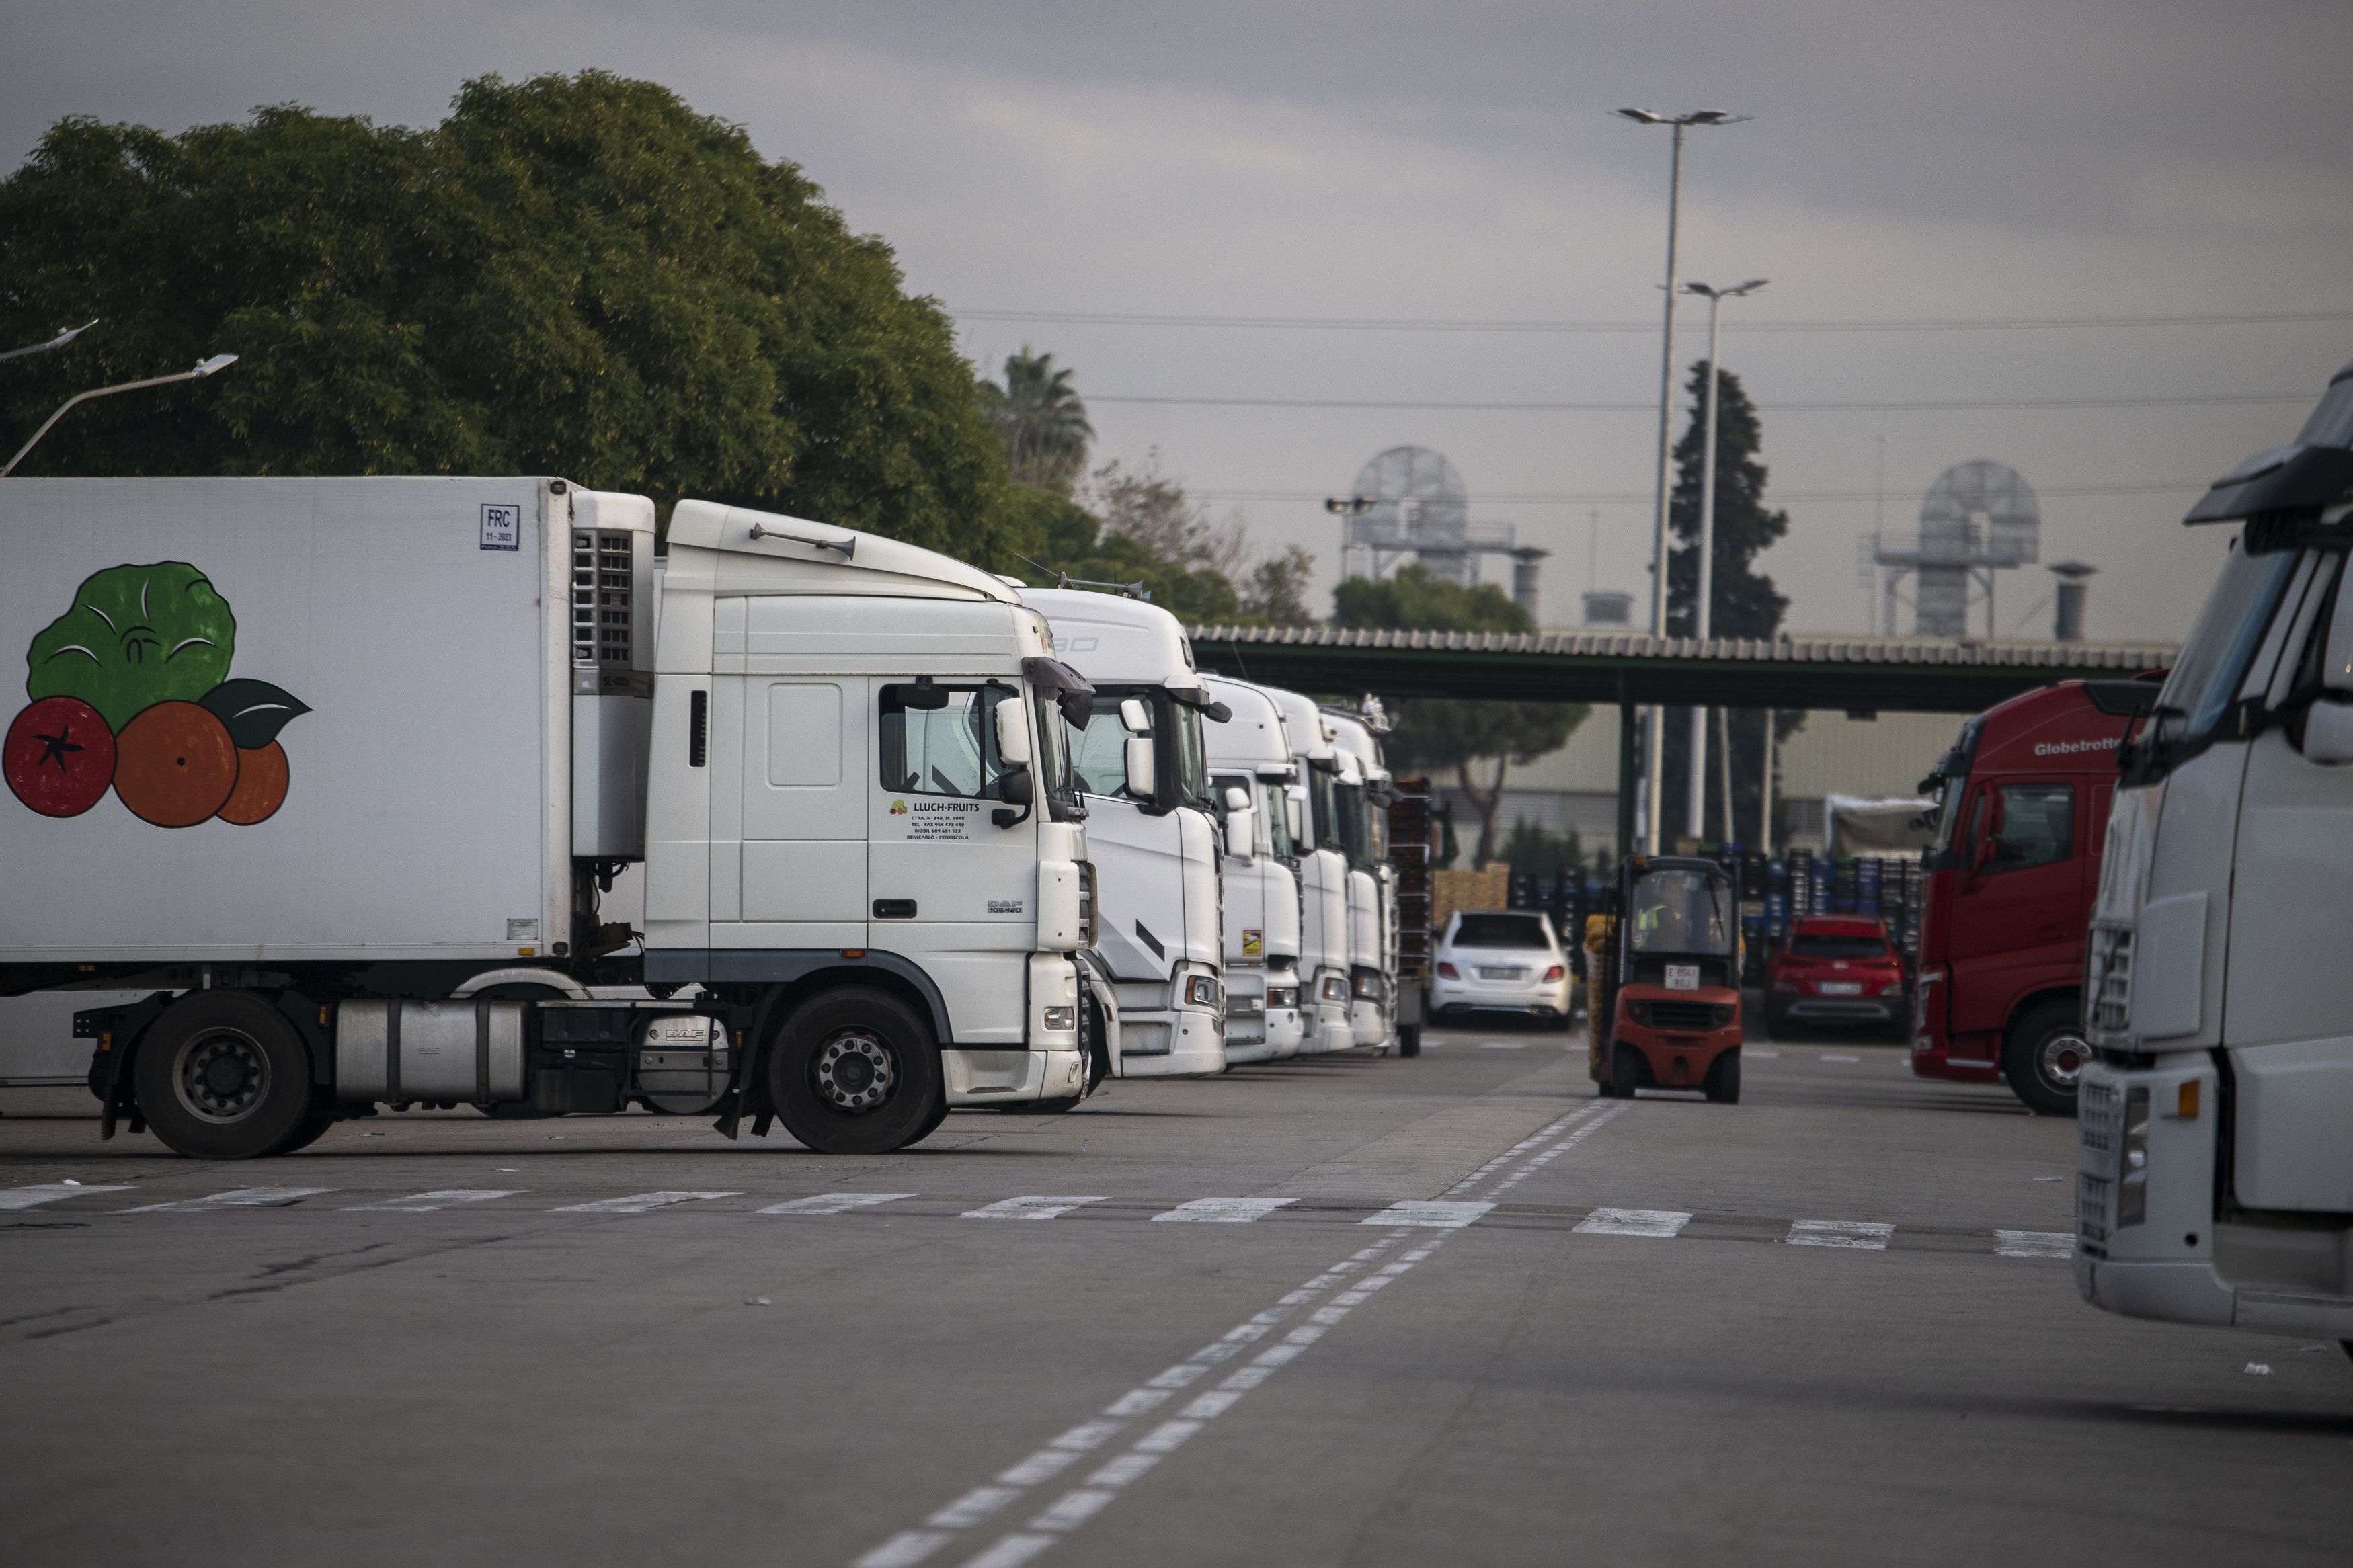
(1658, 361, 1802, 847)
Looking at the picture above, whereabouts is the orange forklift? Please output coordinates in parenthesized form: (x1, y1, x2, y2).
(1585, 856, 1744, 1103)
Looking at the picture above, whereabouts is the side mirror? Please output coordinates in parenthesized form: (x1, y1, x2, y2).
(994, 698, 1031, 766)
(1119, 697, 1151, 733)
(1125, 736, 1156, 798)
(1285, 791, 1306, 846)
(1224, 786, 1250, 813)
(1224, 805, 1255, 858)
(2305, 700, 2353, 764)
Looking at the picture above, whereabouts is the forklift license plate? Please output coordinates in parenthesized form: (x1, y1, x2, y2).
(1665, 964, 1699, 991)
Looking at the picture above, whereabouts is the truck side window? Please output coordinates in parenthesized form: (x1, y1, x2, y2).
(1067, 696, 1148, 802)
(879, 685, 1012, 799)
(1988, 782, 2073, 873)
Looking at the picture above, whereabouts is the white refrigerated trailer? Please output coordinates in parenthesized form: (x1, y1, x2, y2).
(0, 477, 1097, 1157)
(2076, 360, 2353, 1349)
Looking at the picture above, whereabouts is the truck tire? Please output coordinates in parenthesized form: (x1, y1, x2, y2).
(133, 992, 319, 1159)
(768, 989, 945, 1155)
(1610, 1044, 1644, 1099)
(1704, 1051, 1742, 1104)
(2003, 999, 2088, 1118)
(1397, 1025, 1422, 1058)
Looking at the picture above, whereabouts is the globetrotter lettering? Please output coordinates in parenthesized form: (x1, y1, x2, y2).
(2032, 738, 2110, 757)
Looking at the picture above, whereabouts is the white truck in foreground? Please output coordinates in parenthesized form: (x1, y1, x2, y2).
(2076, 360, 2353, 1350)
(1205, 675, 1305, 1063)
(1019, 589, 1227, 1077)
(0, 477, 1099, 1158)
(1265, 686, 1357, 1053)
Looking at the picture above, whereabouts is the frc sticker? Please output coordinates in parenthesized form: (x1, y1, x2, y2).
(480, 503, 522, 552)
(506, 917, 540, 942)
(1665, 963, 1699, 991)
(1242, 929, 1263, 958)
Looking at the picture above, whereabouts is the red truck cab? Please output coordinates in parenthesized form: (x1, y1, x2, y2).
(1911, 677, 2155, 1114)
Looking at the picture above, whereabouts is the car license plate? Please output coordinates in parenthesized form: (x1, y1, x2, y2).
(1665, 964, 1698, 991)
(1478, 966, 1526, 980)
(1819, 981, 1864, 996)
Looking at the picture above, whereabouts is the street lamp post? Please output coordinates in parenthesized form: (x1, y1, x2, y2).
(0, 320, 98, 364)
(1615, 107, 1748, 854)
(1681, 278, 1767, 844)
(1, 353, 239, 478)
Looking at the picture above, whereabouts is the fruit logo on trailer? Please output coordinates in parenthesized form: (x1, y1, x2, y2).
(4, 562, 309, 827)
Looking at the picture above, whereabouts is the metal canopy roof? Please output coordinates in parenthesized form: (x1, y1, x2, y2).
(1185, 625, 2173, 714)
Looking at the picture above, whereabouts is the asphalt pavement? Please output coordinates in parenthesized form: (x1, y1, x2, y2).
(5, 1022, 2350, 1567)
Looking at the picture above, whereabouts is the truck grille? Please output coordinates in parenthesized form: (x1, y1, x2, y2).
(2078, 1077, 2120, 1155)
(1643, 1000, 1730, 1031)
(573, 528, 635, 667)
(2077, 1171, 2112, 1253)
(2088, 924, 2132, 1035)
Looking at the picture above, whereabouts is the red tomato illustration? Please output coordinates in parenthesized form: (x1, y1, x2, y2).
(4, 696, 118, 817)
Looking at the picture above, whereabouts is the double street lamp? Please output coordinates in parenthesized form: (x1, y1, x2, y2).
(1614, 106, 1749, 853)
(1681, 278, 1767, 844)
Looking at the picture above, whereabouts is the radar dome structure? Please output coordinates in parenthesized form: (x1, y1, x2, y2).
(1867, 460, 2042, 639)
(1336, 445, 1522, 590)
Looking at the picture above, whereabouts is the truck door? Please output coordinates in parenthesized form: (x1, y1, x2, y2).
(1946, 778, 2079, 1041)
(869, 684, 1039, 1046)
(737, 677, 870, 949)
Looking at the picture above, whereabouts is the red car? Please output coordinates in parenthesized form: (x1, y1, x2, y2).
(1765, 916, 1907, 1041)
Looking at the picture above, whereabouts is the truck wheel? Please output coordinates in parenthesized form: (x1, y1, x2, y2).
(1704, 1052, 1742, 1104)
(133, 993, 319, 1159)
(768, 989, 943, 1154)
(1397, 1026, 1422, 1058)
(2003, 999, 2088, 1118)
(1610, 1044, 1644, 1099)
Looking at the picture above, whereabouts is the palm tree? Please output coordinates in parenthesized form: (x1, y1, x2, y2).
(982, 347, 1092, 492)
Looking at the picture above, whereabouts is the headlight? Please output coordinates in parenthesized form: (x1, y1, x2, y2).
(1352, 972, 1380, 999)
(1320, 975, 1349, 1003)
(1041, 1006, 1075, 1031)
(2118, 1085, 2150, 1227)
(1627, 999, 1651, 1025)
(1267, 987, 1298, 1009)
(1184, 974, 1220, 1007)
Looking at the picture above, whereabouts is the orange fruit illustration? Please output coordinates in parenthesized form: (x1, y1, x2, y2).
(218, 741, 290, 825)
(114, 701, 240, 828)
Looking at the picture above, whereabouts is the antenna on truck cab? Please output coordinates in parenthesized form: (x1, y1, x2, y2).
(746, 520, 856, 557)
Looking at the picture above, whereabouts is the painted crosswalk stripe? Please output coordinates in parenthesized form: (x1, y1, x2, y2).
(126, 1187, 334, 1212)
(1747, 1049, 1780, 1059)
(1152, 1198, 1295, 1223)
(760, 1192, 916, 1216)
(555, 1190, 736, 1214)
(963, 1196, 1109, 1221)
(0, 1183, 131, 1210)
(1359, 1200, 1494, 1229)
(1786, 1219, 1894, 1249)
(1572, 1207, 1691, 1238)
(344, 1189, 522, 1212)
(1479, 1041, 1527, 1050)
(1819, 1053, 1862, 1063)
(1995, 1229, 2074, 1258)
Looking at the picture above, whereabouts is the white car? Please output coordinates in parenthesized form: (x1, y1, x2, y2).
(1431, 910, 1572, 1028)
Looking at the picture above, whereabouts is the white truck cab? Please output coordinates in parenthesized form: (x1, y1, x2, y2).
(1204, 676, 1306, 1062)
(1019, 589, 1227, 1077)
(1323, 706, 1397, 1054)
(2076, 360, 2353, 1347)
(1263, 686, 1357, 1053)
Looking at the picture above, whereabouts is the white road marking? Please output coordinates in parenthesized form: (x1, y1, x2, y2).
(760, 1192, 916, 1216)
(554, 1190, 735, 1214)
(1786, 1219, 1894, 1249)
(1819, 1054, 1862, 1063)
(1995, 1229, 2074, 1258)
(928, 1488, 1022, 1528)
(1747, 1049, 1780, 1059)
(856, 1533, 952, 1568)
(963, 1536, 1057, 1568)
(0, 1183, 130, 1210)
(344, 1189, 521, 1212)
(126, 1187, 333, 1212)
(1152, 1197, 1295, 1223)
(963, 1196, 1109, 1221)
(1573, 1207, 1691, 1238)
(1479, 1041, 1527, 1050)
(1360, 1200, 1495, 1229)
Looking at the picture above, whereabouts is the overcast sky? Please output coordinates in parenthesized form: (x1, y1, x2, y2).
(9, 0, 2351, 639)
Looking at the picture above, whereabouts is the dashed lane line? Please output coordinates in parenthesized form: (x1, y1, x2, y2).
(1572, 1206, 1692, 1238)
(761, 1192, 917, 1216)
(123, 1187, 334, 1212)
(553, 1190, 736, 1214)
(1786, 1219, 1894, 1250)
(344, 1189, 522, 1212)
(1152, 1198, 1296, 1223)
(0, 1184, 130, 1210)
(848, 1100, 1628, 1568)
(963, 1196, 1110, 1221)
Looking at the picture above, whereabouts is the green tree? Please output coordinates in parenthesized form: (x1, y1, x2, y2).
(1661, 361, 1804, 843)
(980, 348, 1093, 493)
(1008, 484, 1240, 624)
(1332, 565, 1585, 866)
(1240, 544, 1318, 626)
(0, 73, 1028, 567)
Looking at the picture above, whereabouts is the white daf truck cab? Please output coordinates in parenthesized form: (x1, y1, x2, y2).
(2076, 360, 2353, 1350)
(1, 477, 1096, 1159)
(1264, 686, 1357, 1053)
(1324, 706, 1398, 1054)
(1019, 588, 1227, 1077)
(1203, 675, 1305, 1063)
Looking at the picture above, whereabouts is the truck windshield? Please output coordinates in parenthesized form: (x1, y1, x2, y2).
(1309, 761, 1340, 852)
(1031, 687, 1082, 821)
(2149, 538, 2301, 757)
(1172, 704, 1211, 812)
(1334, 781, 1366, 862)
(1629, 870, 1735, 957)
(1262, 780, 1293, 859)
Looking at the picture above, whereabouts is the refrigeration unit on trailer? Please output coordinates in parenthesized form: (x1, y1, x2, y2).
(0, 477, 1097, 1159)
(2075, 359, 2353, 1349)
(1322, 705, 1398, 1054)
(1204, 675, 1305, 1063)
(1263, 686, 1356, 1053)
(1019, 588, 1228, 1078)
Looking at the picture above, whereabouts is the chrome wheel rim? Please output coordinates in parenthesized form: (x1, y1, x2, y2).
(175, 1028, 271, 1124)
(812, 1031, 895, 1114)
(2038, 1029, 2089, 1091)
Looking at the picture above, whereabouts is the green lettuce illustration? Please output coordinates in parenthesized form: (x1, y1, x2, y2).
(26, 562, 237, 731)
